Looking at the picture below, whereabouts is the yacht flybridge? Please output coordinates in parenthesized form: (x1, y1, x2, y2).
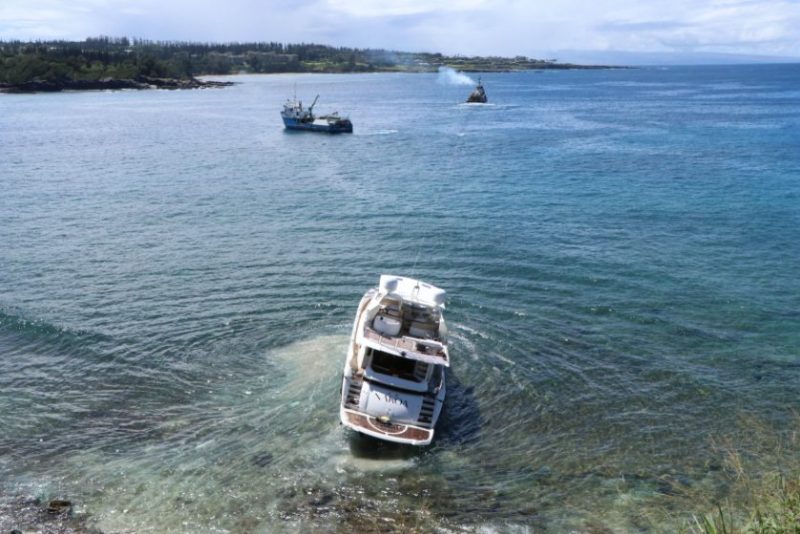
(340, 275, 449, 446)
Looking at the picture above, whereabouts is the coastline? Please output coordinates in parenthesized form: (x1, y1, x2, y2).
(0, 76, 234, 94)
(0, 38, 628, 95)
(0, 65, 620, 94)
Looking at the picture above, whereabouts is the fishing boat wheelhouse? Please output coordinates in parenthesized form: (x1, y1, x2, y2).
(466, 77, 488, 103)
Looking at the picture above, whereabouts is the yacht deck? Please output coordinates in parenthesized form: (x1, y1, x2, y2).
(362, 327, 449, 366)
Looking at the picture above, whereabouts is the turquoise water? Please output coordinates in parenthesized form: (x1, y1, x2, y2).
(1, 65, 800, 532)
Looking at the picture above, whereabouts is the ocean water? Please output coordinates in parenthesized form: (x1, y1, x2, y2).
(1, 65, 799, 532)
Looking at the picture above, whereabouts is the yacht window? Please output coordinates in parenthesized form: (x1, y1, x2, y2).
(369, 349, 424, 382)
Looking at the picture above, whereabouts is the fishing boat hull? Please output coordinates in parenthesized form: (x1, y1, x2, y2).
(281, 116, 353, 133)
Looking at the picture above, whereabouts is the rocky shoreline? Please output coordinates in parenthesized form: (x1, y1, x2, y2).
(0, 76, 234, 93)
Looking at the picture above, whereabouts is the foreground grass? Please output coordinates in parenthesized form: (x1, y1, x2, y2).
(690, 416, 800, 534)
(694, 476, 800, 533)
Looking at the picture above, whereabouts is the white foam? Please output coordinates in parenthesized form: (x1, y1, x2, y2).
(331, 451, 416, 473)
(358, 129, 399, 136)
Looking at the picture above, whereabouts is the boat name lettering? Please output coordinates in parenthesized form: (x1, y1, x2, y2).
(373, 391, 408, 408)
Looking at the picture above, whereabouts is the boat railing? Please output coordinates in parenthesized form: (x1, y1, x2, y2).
(362, 327, 449, 366)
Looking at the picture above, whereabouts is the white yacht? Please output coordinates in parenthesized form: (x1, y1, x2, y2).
(340, 275, 449, 446)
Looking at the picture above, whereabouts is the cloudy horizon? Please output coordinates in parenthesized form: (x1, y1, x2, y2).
(2, 0, 800, 64)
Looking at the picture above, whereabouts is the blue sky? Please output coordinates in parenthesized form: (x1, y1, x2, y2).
(2, 0, 799, 64)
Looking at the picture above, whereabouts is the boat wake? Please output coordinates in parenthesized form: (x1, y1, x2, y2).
(458, 102, 497, 108)
(357, 128, 399, 136)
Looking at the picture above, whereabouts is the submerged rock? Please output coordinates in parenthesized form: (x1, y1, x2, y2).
(309, 493, 334, 507)
(0, 495, 101, 533)
(251, 452, 273, 467)
(47, 499, 73, 515)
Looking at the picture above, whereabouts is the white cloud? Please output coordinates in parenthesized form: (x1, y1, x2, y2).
(604, 0, 800, 55)
(326, 0, 489, 17)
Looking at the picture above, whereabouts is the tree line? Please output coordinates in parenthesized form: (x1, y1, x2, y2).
(0, 37, 447, 84)
(0, 37, 597, 86)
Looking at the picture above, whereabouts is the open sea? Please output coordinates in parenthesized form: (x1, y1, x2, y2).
(1, 65, 800, 532)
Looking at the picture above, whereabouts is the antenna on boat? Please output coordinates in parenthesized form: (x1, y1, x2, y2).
(410, 237, 425, 278)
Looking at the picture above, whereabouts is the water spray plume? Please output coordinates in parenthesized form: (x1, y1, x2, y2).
(436, 66, 475, 86)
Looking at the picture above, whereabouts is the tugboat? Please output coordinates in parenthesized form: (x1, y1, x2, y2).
(340, 275, 449, 446)
(281, 94, 353, 133)
(466, 76, 487, 103)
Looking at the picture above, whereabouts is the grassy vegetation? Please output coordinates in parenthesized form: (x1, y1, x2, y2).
(692, 475, 800, 533)
(689, 416, 800, 534)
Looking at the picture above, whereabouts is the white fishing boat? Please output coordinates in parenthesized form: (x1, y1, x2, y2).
(340, 275, 449, 446)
